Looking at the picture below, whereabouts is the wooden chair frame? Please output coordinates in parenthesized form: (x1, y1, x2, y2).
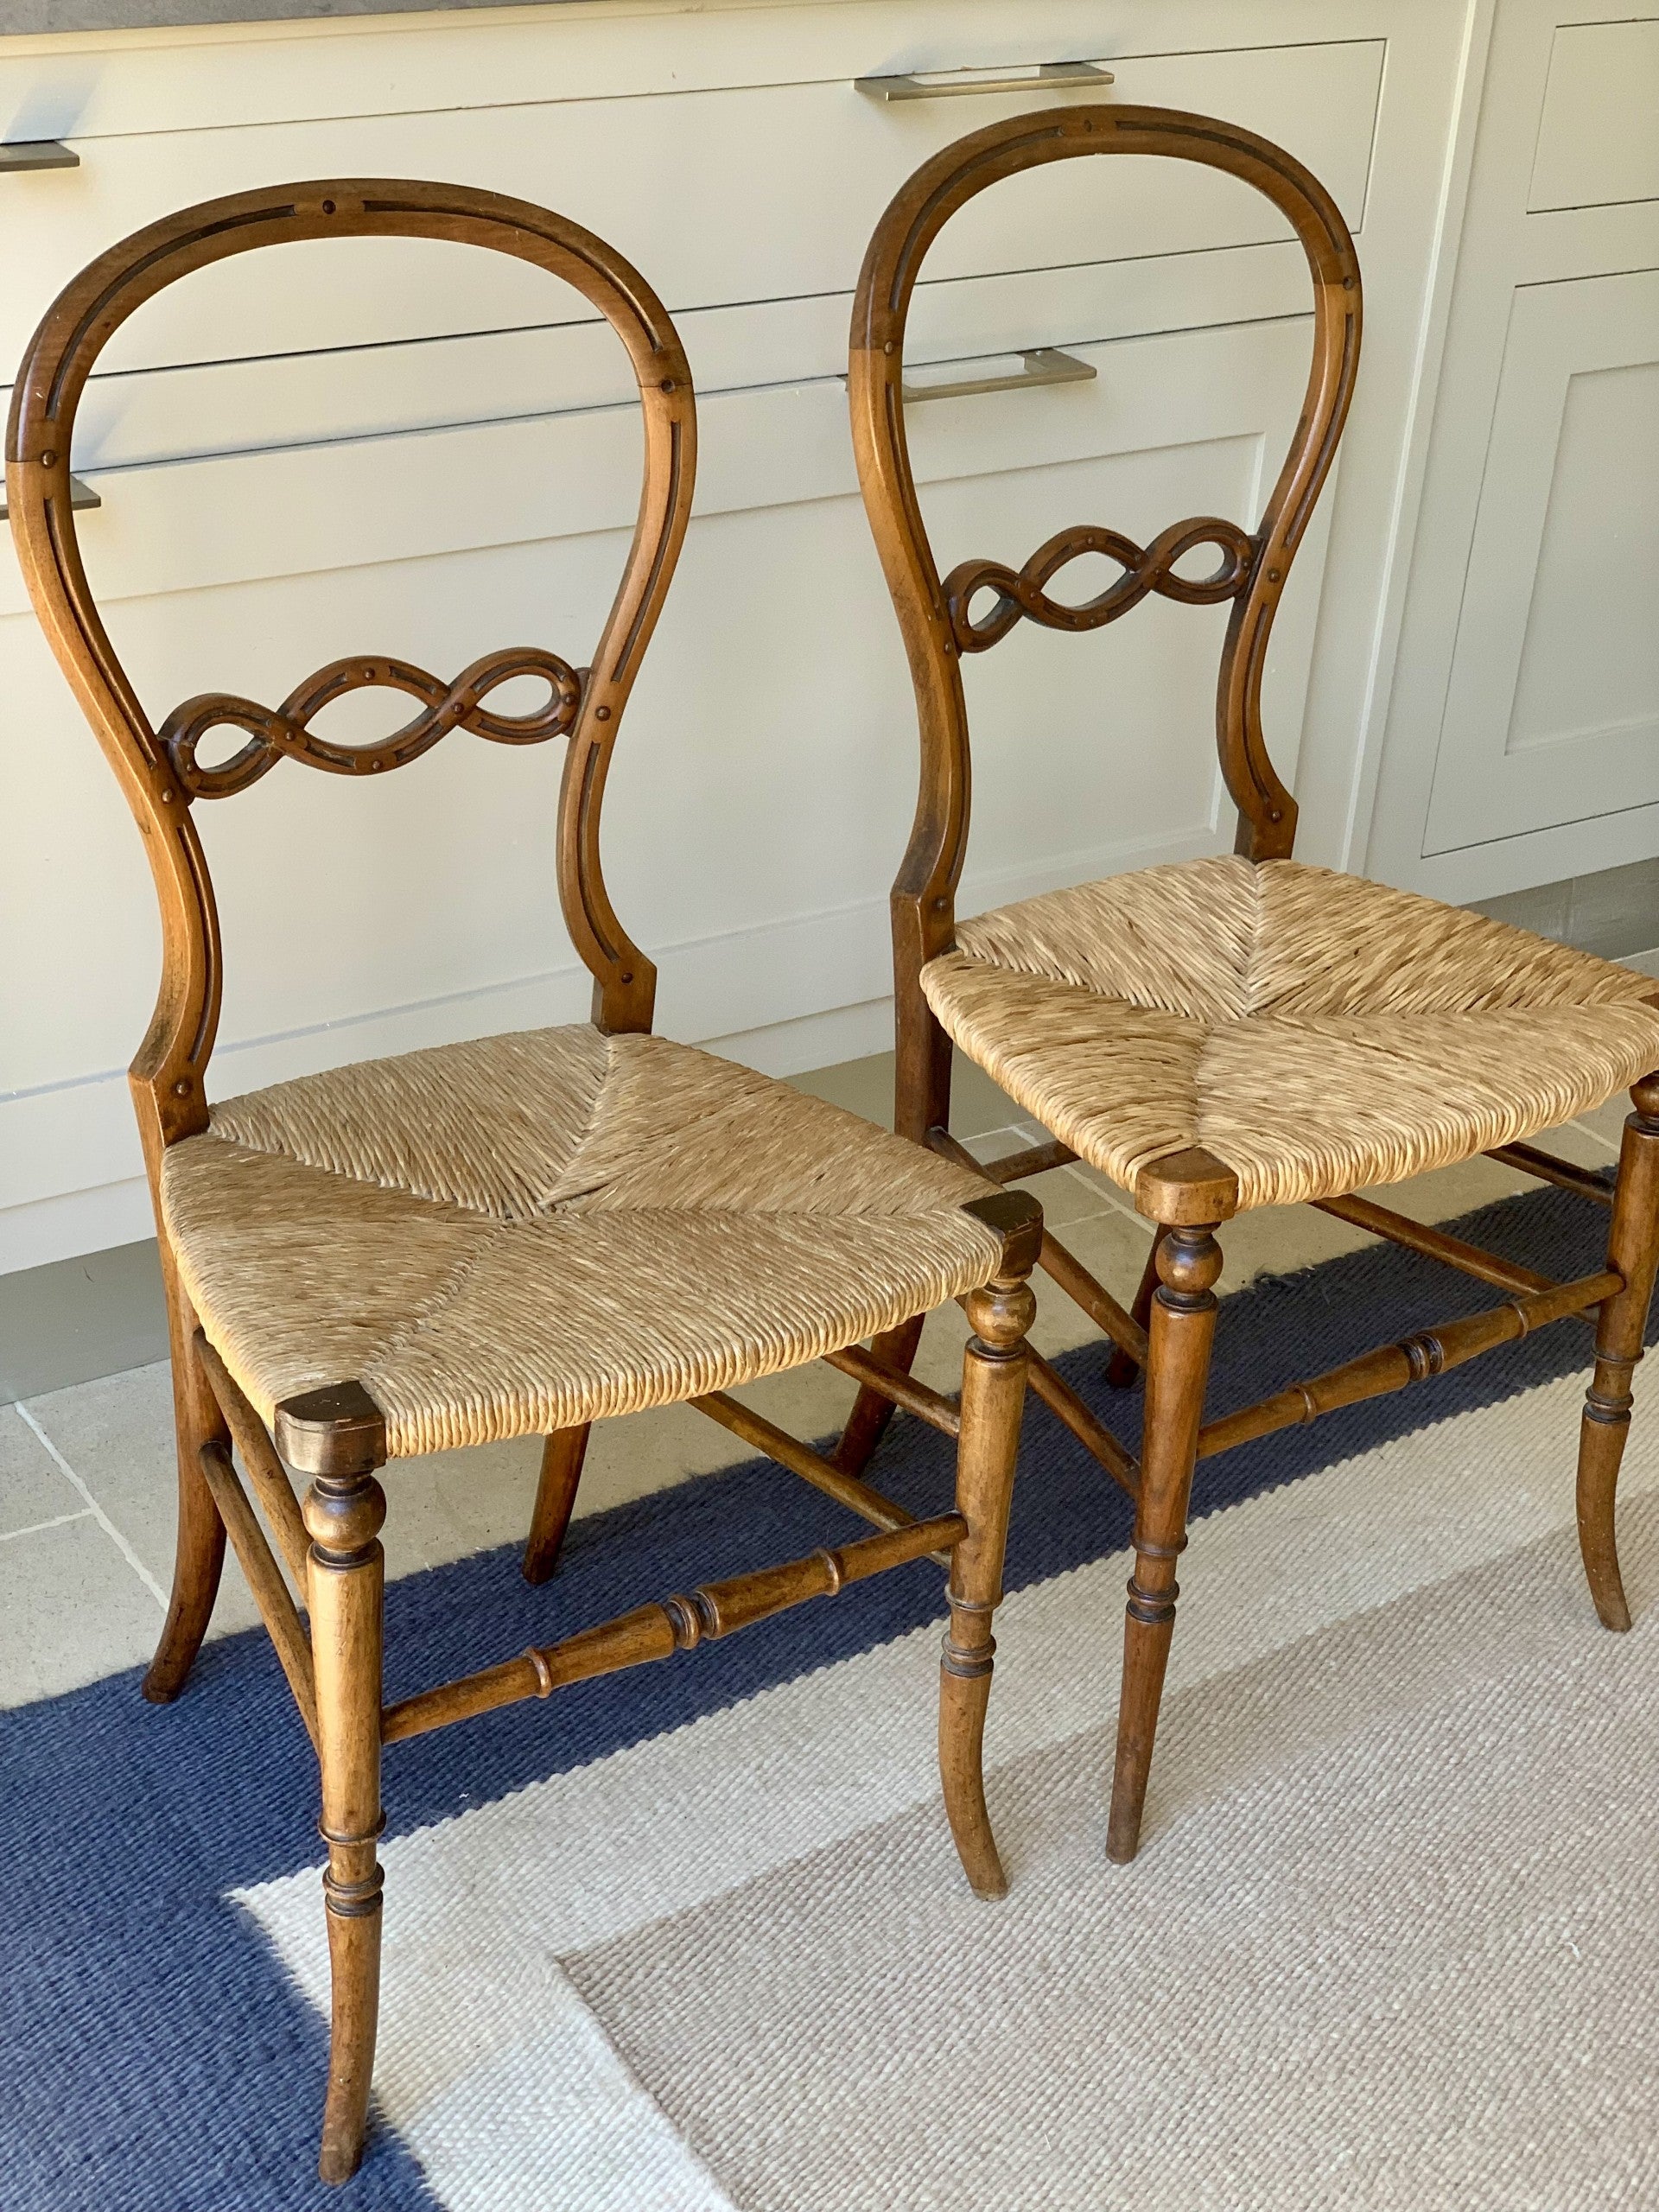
(840, 106, 1659, 1861)
(6, 179, 1042, 2183)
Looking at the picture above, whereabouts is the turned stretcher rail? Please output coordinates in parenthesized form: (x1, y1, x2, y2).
(194, 1331, 314, 1595)
(982, 1136, 1078, 1185)
(691, 1389, 930, 1540)
(196, 1440, 318, 1744)
(1197, 1268, 1622, 1459)
(823, 1343, 961, 1436)
(381, 1513, 966, 1745)
(1311, 1192, 1557, 1296)
(1486, 1141, 1615, 1206)
(1025, 1350, 1139, 1497)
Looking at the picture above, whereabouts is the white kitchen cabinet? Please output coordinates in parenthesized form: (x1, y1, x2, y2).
(0, 0, 1506, 1267)
(1364, 0, 1659, 903)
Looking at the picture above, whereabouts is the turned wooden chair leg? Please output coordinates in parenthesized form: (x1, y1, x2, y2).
(1577, 1071, 1659, 1633)
(1106, 1226, 1166, 1389)
(833, 1313, 925, 1475)
(940, 1260, 1035, 1899)
(522, 1424, 590, 1585)
(143, 1278, 230, 1704)
(304, 1461, 388, 2185)
(1107, 1221, 1221, 1863)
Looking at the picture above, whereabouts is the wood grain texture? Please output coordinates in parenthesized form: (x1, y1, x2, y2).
(1576, 1075, 1659, 1630)
(304, 1467, 387, 2185)
(1107, 1223, 1221, 1864)
(521, 1426, 591, 1587)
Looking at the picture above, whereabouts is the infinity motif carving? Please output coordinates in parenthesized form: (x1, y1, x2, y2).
(942, 515, 1255, 654)
(161, 646, 584, 798)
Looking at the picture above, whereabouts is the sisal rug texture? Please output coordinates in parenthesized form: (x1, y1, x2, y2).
(569, 1503, 1659, 2212)
(923, 855, 1659, 1207)
(3, 1181, 1655, 2209)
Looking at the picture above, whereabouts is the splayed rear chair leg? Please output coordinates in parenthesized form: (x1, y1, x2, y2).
(1576, 1072, 1659, 1631)
(143, 1287, 229, 1704)
(523, 1425, 590, 1585)
(834, 1313, 925, 1476)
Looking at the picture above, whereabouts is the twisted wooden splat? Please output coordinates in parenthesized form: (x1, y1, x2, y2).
(162, 646, 583, 798)
(944, 515, 1255, 654)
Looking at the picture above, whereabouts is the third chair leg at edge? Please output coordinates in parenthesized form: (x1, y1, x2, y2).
(1577, 1070, 1659, 1632)
(1106, 1220, 1221, 1865)
(143, 1280, 230, 1705)
(306, 1465, 389, 2187)
(940, 1265, 1035, 1899)
(522, 1424, 591, 1585)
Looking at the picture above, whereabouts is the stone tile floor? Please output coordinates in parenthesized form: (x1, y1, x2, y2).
(0, 1052, 1632, 1707)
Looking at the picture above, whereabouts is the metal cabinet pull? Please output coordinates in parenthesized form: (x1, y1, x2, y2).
(0, 141, 79, 173)
(900, 347, 1096, 404)
(0, 475, 101, 522)
(855, 60, 1114, 103)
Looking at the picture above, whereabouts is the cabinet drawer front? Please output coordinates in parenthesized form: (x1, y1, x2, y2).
(0, 38, 1380, 382)
(1529, 18, 1659, 215)
(2, 312, 1317, 615)
(52, 241, 1316, 474)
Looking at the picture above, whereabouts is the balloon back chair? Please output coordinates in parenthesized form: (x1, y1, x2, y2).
(7, 181, 1042, 2183)
(841, 106, 1659, 1865)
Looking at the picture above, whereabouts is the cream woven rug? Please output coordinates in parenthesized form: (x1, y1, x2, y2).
(241, 1357, 1659, 2211)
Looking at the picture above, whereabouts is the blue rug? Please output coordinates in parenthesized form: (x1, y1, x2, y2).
(0, 1181, 1637, 2210)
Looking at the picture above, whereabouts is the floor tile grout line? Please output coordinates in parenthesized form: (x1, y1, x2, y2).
(0, 1506, 95, 1543)
(13, 1402, 169, 1612)
(1567, 1116, 1621, 1160)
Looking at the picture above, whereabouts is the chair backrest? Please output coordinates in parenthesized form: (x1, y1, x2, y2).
(849, 104, 1361, 1119)
(5, 180, 696, 1177)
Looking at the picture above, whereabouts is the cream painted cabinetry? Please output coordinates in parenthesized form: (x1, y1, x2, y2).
(1365, 4, 1659, 902)
(0, 0, 1519, 1267)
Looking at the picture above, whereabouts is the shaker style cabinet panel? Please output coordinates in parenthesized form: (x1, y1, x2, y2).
(1365, 0, 1659, 899)
(1528, 16, 1659, 212)
(1421, 271, 1659, 855)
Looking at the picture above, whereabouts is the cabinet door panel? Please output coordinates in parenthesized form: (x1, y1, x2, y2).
(1422, 270, 1659, 855)
(0, 38, 1380, 380)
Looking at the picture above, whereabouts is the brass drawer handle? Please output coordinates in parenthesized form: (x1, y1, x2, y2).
(900, 347, 1096, 404)
(0, 474, 101, 522)
(0, 140, 79, 172)
(855, 60, 1114, 102)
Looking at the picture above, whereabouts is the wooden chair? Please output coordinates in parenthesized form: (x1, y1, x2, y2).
(842, 106, 1659, 1865)
(5, 180, 1042, 2184)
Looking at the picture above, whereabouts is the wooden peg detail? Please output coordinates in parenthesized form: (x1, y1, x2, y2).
(1133, 1147, 1240, 1225)
(276, 1381, 388, 1479)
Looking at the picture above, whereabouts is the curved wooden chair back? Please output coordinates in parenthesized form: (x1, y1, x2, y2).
(848, 105, 1361, 1130)
(5, 179, 696, 1183)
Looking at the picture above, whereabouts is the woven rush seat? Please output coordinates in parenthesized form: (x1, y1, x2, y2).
(922, 855, 1659, 1214)
(162, 1026, 1001, 1458)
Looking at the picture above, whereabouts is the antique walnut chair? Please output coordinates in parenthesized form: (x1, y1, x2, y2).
(6, 181, 1043, 2184)
(839, 106, 1659, 1865)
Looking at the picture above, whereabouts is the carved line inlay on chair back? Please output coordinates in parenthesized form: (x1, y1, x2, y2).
(849, 105, 1363, 1047)
(5, 180, 697, 1166)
